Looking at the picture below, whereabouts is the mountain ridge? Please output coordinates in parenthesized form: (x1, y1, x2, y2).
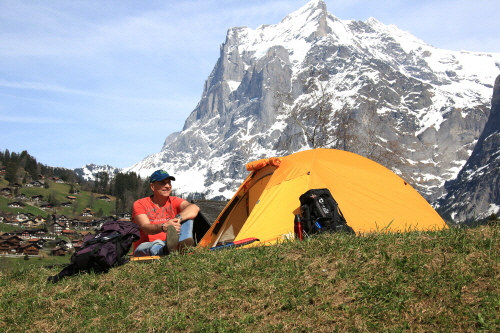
(437, 74, 500, 221)
(79, 0, 499, 222)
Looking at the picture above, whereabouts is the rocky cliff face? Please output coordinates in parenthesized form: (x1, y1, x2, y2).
(123, 0, 500, 218)
(438, 75, 500, 222)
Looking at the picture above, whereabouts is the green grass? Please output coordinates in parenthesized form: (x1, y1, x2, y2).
(0, 252, 70, 271)
(1, 226, 500, 332)
(0, 179, 115, 219)
(0, 195, 47, 216)
(0, 221, 21, 233)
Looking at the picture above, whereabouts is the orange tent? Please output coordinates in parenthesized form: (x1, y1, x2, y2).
(199, 148, 447, 248)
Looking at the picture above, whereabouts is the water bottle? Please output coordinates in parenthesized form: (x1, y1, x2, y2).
(294, 214, 303, 240)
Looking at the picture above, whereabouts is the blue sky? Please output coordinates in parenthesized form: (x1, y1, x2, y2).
(1, 0, 499, 169)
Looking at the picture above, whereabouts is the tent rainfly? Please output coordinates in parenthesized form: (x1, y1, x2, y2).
(199, 149, 448, 248)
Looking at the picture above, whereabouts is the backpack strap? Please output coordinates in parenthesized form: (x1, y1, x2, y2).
(299, 204, 313, 234)
(47, 264, 78, 283)
(95, 234, 128, 268)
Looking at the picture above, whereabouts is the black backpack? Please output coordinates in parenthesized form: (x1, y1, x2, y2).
(47, 220, 140, 283)
(299, 188, 354, 236)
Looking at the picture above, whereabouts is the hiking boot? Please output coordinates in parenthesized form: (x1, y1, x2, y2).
(177, 238, 194, 254)
(162, 225, 179, 255)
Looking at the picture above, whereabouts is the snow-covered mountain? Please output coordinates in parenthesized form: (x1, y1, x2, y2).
(437, 74, 500, 222)
(121, 0, 500, 219)
(74, 164, 121, 182)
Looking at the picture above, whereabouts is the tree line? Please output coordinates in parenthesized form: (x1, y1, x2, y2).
(0, 149, 79, 184)
(93, 171, 150, 213)
(0, 149, 150, 214)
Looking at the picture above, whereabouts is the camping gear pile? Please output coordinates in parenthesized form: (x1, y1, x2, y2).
(48, 220, 140, 283)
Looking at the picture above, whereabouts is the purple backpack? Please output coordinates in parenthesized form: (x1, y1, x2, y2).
(48, 220, 140, 283)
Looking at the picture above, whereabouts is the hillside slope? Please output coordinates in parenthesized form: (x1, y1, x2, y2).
(2, 227, 500, 332)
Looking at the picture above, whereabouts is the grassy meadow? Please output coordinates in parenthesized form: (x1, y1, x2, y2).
(0, 178, 115, 219)
(1, 226, 500, 332)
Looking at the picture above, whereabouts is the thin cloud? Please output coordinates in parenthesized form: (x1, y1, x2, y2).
(0, 115, 72, 124)
(0, 78, 183, 105)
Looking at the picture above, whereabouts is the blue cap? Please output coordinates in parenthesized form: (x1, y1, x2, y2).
(149, 170, 176, 183)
